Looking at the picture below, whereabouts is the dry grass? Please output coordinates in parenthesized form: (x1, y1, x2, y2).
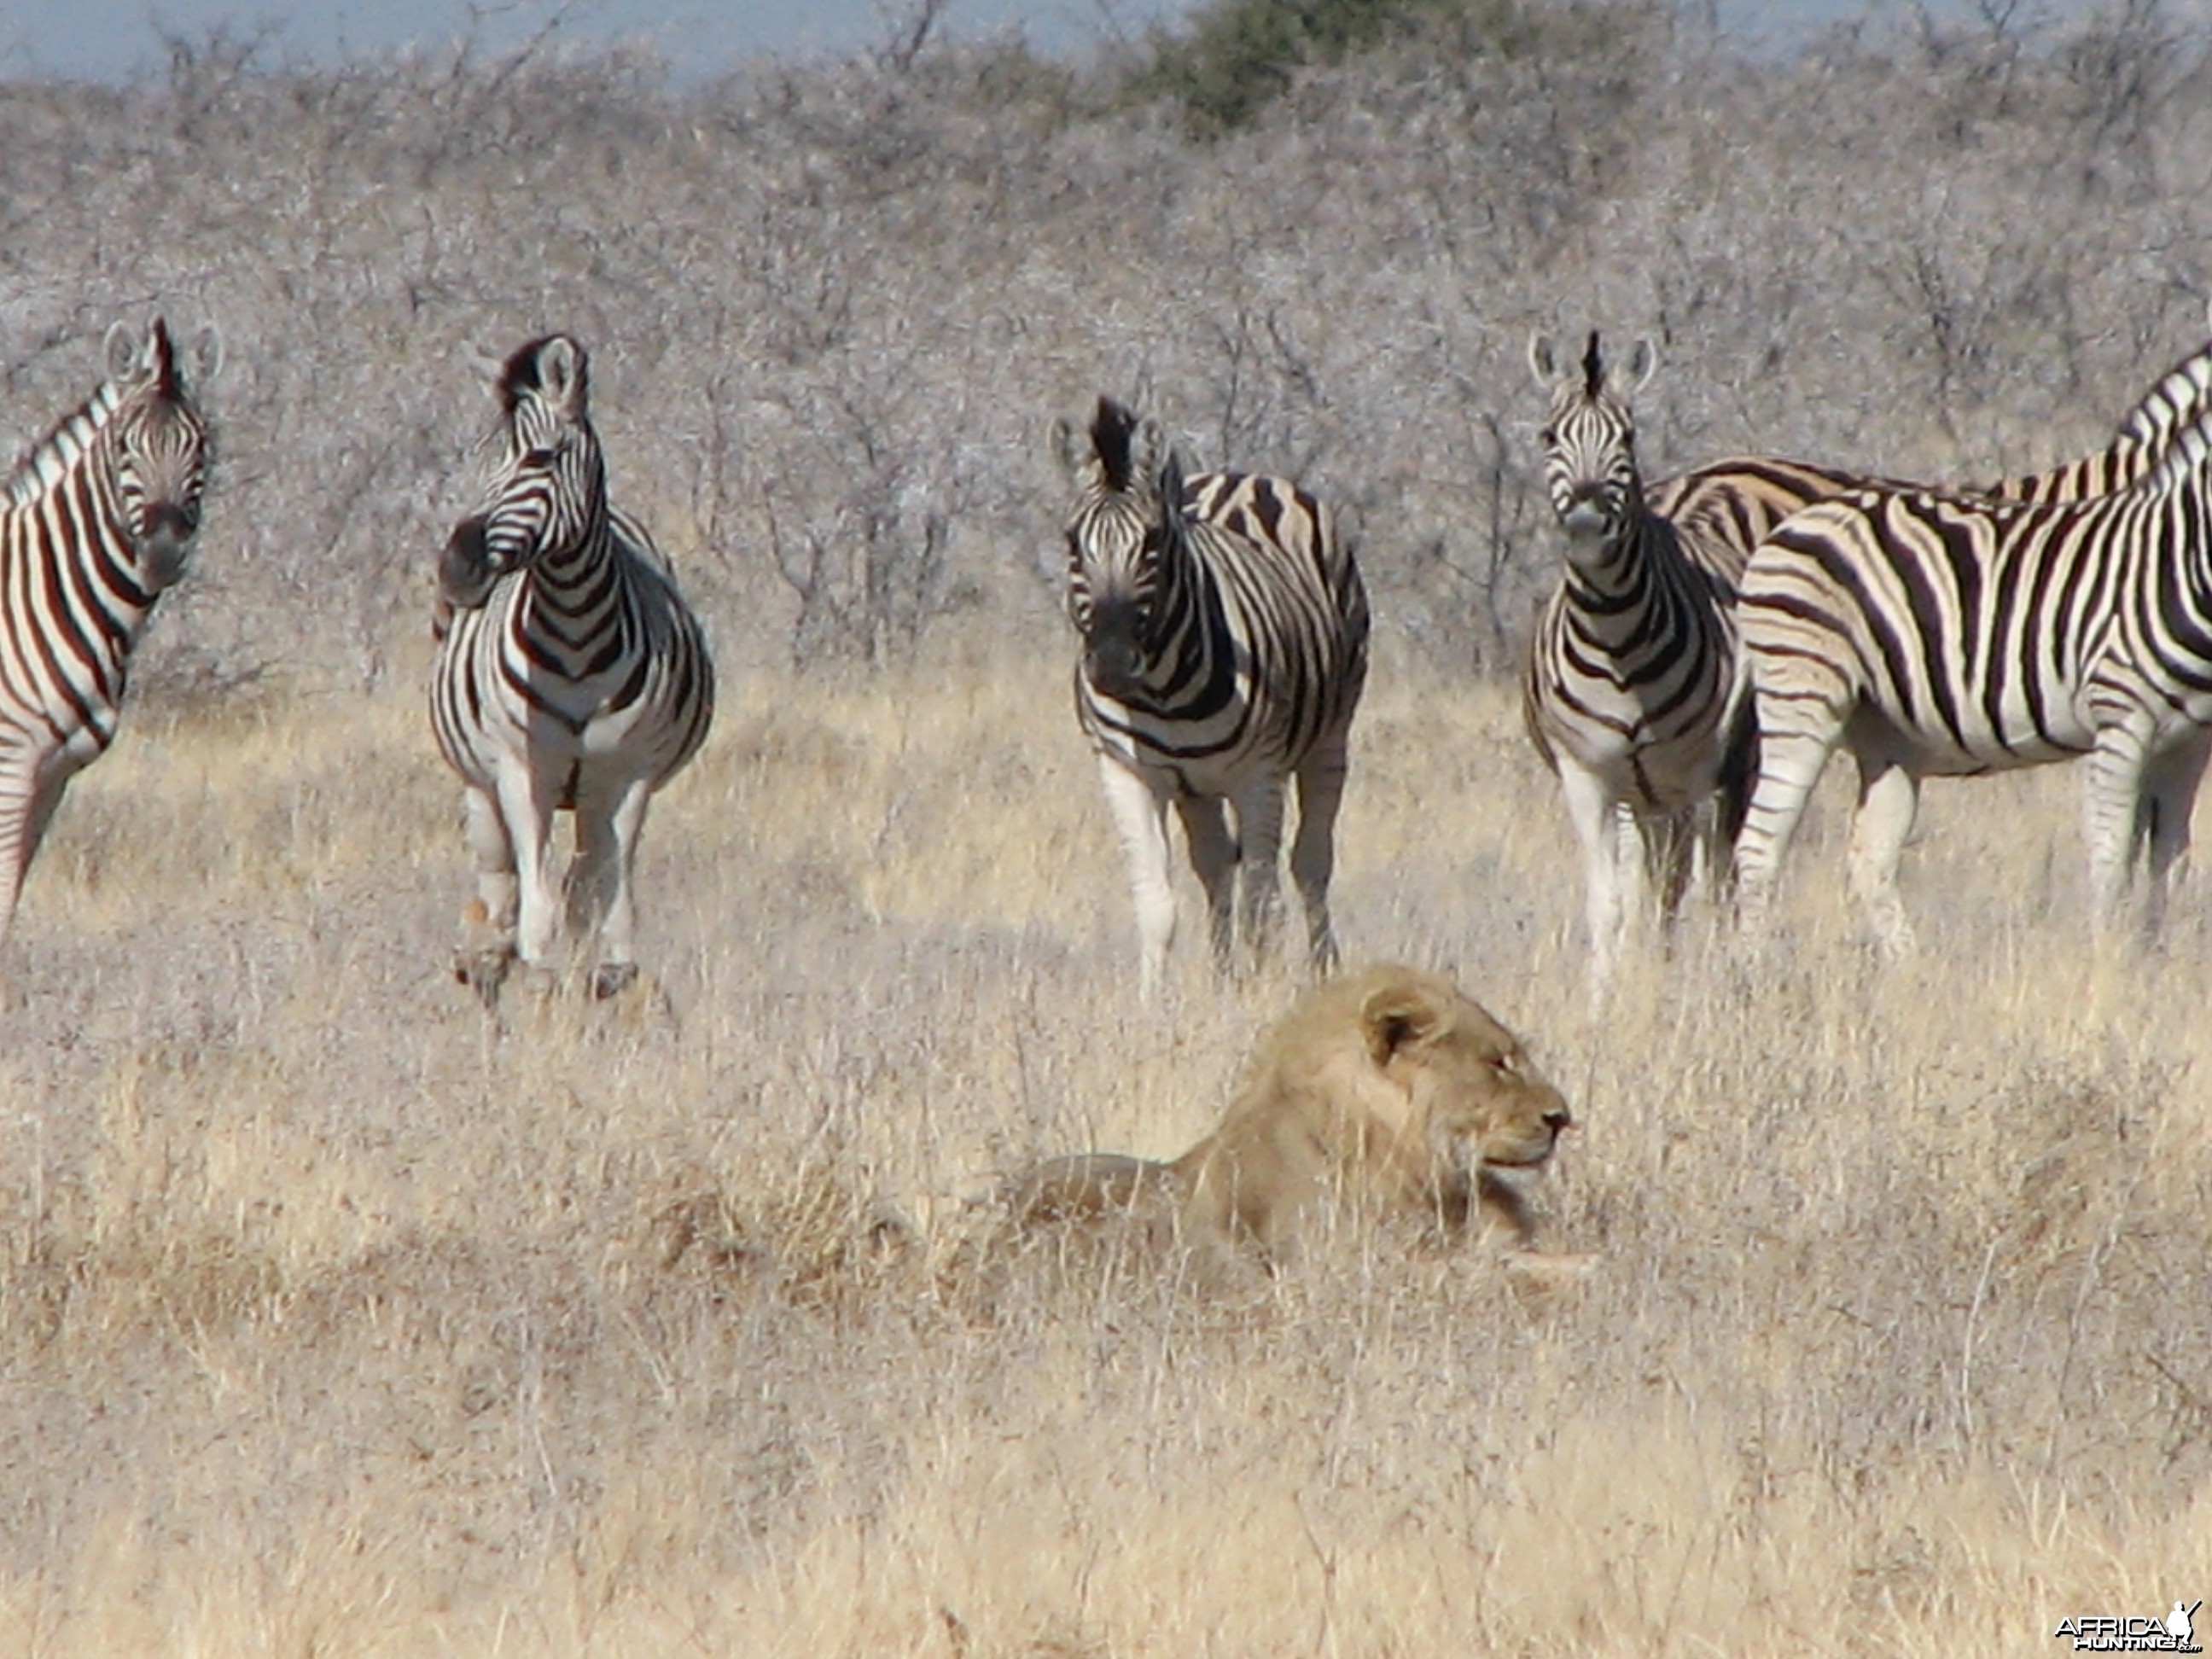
(2, 627, 2209, 1656)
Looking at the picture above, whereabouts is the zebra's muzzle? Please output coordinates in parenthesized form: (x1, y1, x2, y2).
(1084, 636, 1146, 702)
(1559, 498, 1613, 542)
(439, 517, 503, 611)
(1082, 597, 1150, 701)
(137, 504, 200, 592)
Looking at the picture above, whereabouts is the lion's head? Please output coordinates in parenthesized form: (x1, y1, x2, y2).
(1175, 963, 1573, 1256)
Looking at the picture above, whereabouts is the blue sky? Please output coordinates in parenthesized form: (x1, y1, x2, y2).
(0, 0, 1198, 80)
(0, 0, 2128, 83)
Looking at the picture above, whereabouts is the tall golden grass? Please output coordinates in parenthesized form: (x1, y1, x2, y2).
(1, 627, 2207, 1655)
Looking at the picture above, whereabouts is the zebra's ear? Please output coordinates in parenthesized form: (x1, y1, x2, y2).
(185, 324, 224, 387)
(104, 321, 144, 383)
(1048, 414, 1084, 481)
(1528, 333, 1562, 389)
(1621, 337, 1659, 396)
(1155, 443, 1189, 515)
(1130, 415, 1169, 488)
(535, 335, 589, 417)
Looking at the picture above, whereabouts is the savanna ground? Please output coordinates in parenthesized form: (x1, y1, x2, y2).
(4, 0, 2212, 1648)
(1, 628, 2208, 1655)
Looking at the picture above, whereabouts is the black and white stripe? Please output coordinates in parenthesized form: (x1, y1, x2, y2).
(430, 334, 714, 1000)
(1051, 395, 1369, 992)
(1646, 323, 2212, 593)
(0, 317, 218, 963)
(1522, 331, 1748, 984)
(1526, 324, 2212, 975)
(1734, 364, 2212, 947)
(1977, 322, 2212, 505)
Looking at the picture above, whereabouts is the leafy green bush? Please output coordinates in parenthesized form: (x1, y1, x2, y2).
(1126, 0, 1562, 137)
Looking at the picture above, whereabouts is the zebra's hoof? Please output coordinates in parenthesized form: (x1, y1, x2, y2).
(591, 961, 640, 1001)
(514, 963, 561, 1002)
(453, 946, 515, 1007)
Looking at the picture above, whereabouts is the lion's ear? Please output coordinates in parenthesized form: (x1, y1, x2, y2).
(1362, 979, 1448, 1064)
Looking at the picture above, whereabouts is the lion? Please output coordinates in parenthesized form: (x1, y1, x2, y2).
(1004, 963, 1575, 1268)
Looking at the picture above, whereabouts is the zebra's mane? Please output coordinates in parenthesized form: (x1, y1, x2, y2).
(1580, 331, 1605, 399)
(1089, 397, 1142, 494)
(3, 376, 125, 510)
(609, 504, 678, 576)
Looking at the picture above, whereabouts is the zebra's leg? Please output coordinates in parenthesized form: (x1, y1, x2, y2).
(1289, 734, 1352, 973)
(1847, 755, 1920, 954)
(1174, 794, 1237, 970)
(1229, 773, 1290, 971)
(453, 782, 522, 1004)
(1650, 806, 1698, 932)
(2083, 722, 2155, 938)
(463, 784, 519, 939)
(492, 760, 562, 974)
(1097, 758, 1177, 995)
(0, 760, 65, 998)
(2138, 734, 2212, 934)
(571, 776, 654, 999)
(1556, 760, 1628, 988)
(1732, 696, 1844, 934)
(1688, 791, 1738, 909)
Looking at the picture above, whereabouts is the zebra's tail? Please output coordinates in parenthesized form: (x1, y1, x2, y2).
(1714, 690, 1762, 881)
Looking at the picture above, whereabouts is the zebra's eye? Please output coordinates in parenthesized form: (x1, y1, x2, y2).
(520, 446, 556, 470)
(1539, 427, 1557, 447)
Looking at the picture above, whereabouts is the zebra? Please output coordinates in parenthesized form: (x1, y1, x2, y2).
(1732, 365, 2212, 951)
(430, 334, 714, 1002)
(1522, 331, 1751, 986)
(0, 317, 219, 971)
(1527, 322, 2212, 981)
(1049, 395, 1370, 994)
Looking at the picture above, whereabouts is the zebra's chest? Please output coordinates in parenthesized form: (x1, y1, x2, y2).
(525, 660, 632, 725)
(1080, 675, 1286, 783)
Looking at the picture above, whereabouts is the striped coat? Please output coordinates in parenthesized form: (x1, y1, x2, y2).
(1522, 332, 1748, 984)
(430, 334, 713, 1001)
(1051, 396, 1368, 992)
(0, 318, 218, 968)
(1734, 366, 2212, 947)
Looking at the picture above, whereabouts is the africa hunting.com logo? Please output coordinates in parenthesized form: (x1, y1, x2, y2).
(2054, 1600, 2203, 1652)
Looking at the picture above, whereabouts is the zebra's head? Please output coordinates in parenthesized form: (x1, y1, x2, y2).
(1051, 395, 1182, 702)
(1529, 330, 1656, 562)
(441, 333, 607, 612)
(102, 317, 220, 596)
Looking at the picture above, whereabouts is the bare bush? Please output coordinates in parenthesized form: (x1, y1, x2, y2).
(0, 0, 2199, 690)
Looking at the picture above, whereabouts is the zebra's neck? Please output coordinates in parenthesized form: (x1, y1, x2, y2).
(1994, 337, 2212, 503)
(2167, 451, 2212, 604)
(2144, 401, 2212, 505)
(515, 512, 634, 649)
(1147, 517, 1226, 657)
(2118, 337, 2212, 452)
(4, 380, 125, 510)
(1560, 496, 1662, 603)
